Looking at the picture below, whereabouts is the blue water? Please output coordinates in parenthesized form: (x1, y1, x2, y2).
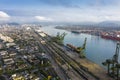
(40, 26, 119, 67)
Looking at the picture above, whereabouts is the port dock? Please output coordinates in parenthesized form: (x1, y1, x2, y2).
(35, 29, 114, 80)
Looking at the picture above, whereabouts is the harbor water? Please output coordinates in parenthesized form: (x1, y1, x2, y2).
(40, 25, 119, 67)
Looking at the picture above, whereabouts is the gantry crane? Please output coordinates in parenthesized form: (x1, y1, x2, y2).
(102, 42, 120, 78)
(112, 42, 120, 63)
(82, 37, 87, 50)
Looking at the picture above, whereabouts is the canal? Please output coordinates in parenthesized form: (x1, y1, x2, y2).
(40, 25, 119, 68)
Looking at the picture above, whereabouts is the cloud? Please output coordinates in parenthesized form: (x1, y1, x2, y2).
(0, 11, 10, 18)
(0, 11, 10, 21)
(1, 5, 120, 23)
(44, 8, 120, 22)
(39, 0, 120, 8)
(35, 16, 53, 21)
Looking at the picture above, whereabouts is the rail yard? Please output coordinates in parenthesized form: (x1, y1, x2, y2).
(33, 27, 114, 80)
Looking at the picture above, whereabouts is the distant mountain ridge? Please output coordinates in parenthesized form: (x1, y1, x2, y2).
(97, 21, 120, 27)
(0, 22, 20, 25)
(7, 22, 20, 25)
(75, 21, 120, 27)
(0, 21, 120, 27)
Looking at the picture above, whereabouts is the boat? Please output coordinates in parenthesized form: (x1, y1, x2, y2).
(101, 34, 120, 41)
(66, 44, 82, 53)
(66, 38, 87, 53)
(71, 30, 81, 34)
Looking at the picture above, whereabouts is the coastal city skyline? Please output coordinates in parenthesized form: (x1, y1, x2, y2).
(0, 0, 120, 23)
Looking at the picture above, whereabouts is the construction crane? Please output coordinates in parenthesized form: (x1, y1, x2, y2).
(112, 42, 120, 63)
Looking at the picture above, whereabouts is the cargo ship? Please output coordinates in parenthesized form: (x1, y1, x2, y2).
(101, 33, 120, 41)
(71, 30, 81, 34)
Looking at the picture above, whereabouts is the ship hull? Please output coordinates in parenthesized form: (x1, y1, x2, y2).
(101, 35, 120, 41)
(71, 31, 81, 34)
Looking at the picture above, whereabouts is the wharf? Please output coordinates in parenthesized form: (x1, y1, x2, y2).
(39, 31, 114, 80)
(52, 41, 114, 80)
(67, 51, 114, 80)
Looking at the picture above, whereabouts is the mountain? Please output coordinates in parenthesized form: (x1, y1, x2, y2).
(97, 21, 120, 27)
(7, 22, 20, 25)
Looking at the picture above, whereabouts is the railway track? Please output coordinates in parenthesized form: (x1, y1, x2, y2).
(47, 42, 97, 80)
(33, 31, 70, 80)
(34, 30, 99, 80)
(45, 32, 100, 80)
(41, 40, 84, 80)
(52, 42, 100, 79)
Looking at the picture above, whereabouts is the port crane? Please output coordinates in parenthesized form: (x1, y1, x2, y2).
(76, 38, 87, 52)
(112, 42, 120, 63)
(111, 42, 120, 77)
(52, 32, 67, 45)
(81, 37, 87, 50)
(66, 38, 87, 58)
(66, 38, 87, 53)
(102, 42, 120, 79)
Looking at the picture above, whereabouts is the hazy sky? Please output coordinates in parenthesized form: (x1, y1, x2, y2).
(0, 0, 120, 23)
